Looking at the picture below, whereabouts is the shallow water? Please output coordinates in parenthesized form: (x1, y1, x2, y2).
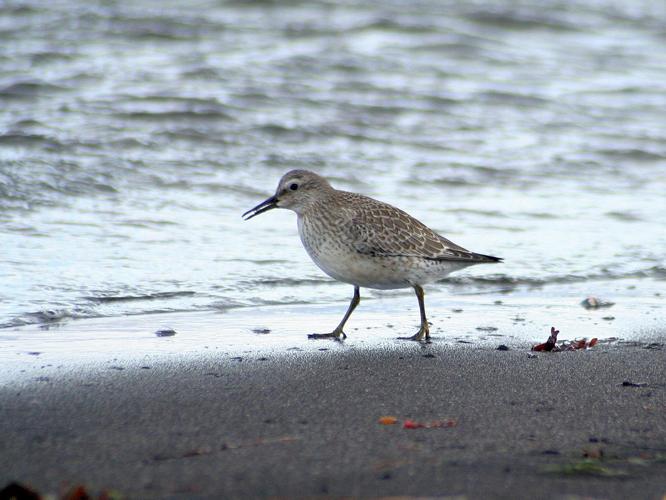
(1, 0, 665, 330)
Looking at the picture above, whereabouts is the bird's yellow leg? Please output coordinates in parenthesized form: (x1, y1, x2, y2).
(398, 285, 430, 341)
(308, 286, 360, 340)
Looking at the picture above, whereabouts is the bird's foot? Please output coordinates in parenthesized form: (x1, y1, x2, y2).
(398, 325, 430, 342)
(308, 328, 346, 340)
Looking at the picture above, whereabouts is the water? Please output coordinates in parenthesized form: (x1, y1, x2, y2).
(1, 0, 665, 331)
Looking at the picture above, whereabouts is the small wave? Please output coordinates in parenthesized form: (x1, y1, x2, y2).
(0, 307, 96, 329)
(597, 148, 665, 162)
(119, 95, 229, 106)
(477, 90, 550, 107)
(236, 278, 335, 289)
(445, 266, 666, 288)
(30, 51, 77, 64)
(445, 208, 507, 218)
(11, 118, 46, 128)
(0, 132, 63, 149)
(227, 258, 291, 265)
(181, 67, 221, 79)
(257, 123, 302, 136)
(0, 80, 67, 98)
(1, 4, 36, 14)
(108, 137, 152, 148)
(154, 129, 228, 144)
(101, 12, 218, 41)
(351, 17, 439, 35)
(83, 291, 196, 304)
(408, 40, 483, 57)
(114, 109, 235, 121)
(116, 218, 180, 229)
(522, 212, 560, 220)
(417, 177, 482, 188)
(606, 211, 643, 222)
(465, 9, 579, 31)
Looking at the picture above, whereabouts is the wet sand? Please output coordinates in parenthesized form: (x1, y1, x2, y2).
(1, 327, 665, 499)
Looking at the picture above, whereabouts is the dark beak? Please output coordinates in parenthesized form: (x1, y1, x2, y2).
(242, 195, 278, 220)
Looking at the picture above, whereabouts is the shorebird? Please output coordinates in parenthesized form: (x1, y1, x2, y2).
(243, 170, 501, 341)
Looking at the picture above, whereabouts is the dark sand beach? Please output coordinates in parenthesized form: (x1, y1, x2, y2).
(1, 302, 665, 499)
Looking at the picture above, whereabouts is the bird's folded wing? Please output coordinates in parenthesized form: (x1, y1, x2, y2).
(347, 209, 491, 263)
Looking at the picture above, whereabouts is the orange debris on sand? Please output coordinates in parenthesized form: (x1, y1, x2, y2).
(532, 327, 597, 352)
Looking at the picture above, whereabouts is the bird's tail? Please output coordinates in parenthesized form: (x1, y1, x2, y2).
(471, 253, 503, 263)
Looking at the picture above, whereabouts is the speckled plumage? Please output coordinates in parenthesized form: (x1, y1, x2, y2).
(298, 189, 498, 290)
(243, 170, 501, 341)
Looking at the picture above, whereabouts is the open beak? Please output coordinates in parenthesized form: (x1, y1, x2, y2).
(242, 195, 278, 220)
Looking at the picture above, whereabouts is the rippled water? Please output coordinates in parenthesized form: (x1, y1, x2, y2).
(1, 0, 665, 330)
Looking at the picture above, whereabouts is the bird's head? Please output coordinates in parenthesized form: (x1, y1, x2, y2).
(243, 170, 333, 219)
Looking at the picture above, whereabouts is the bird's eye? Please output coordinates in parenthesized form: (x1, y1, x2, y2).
(289, 183, 299, 191)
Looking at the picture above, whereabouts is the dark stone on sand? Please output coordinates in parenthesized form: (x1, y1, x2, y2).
(497, 345, 509, 351)
(155, 328, 176, 337)
(581, 297, 615, 309)
(621, 380, 648, 387)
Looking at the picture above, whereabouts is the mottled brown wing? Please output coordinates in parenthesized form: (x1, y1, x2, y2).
(343, 194, 497, 263)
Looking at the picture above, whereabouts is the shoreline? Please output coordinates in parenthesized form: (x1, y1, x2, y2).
(2, 280, 664, 380)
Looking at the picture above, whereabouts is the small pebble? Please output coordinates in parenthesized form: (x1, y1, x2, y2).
(155, 328, 176, 337)
(622, 380, 647, 387)
(581, 297, 615, 309)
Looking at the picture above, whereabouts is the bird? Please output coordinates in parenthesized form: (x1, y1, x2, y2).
(242, 170, 501, 341)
